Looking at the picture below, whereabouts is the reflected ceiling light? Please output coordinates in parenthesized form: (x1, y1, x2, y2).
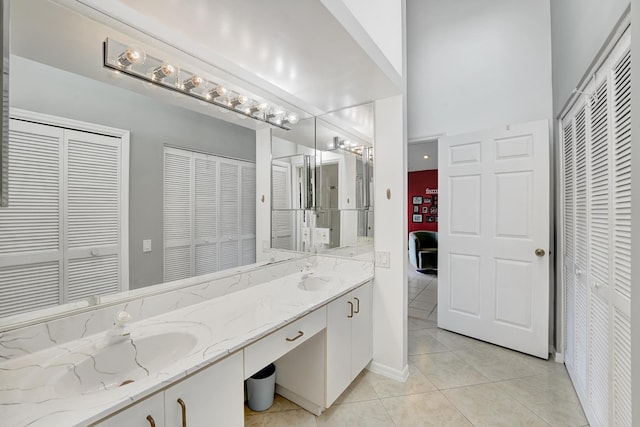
(150, 63, 175, 81)
(182, 75, 203, 91)
(230, 94, 249, 108)
(117, 47, 145, 67)
(423, 155, 430, 159)
(206, 85, 228, 100)
(282, 112, 299, 125)
(103, 38, 299, 130)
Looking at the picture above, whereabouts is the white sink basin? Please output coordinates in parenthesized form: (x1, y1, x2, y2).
(54, 331, 197, 396)
(298, 274, 336, 291)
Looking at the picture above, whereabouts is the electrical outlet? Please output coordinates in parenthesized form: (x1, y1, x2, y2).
(375, 251, 390, 268)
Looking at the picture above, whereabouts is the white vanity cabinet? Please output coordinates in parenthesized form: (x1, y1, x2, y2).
(326, 281, 372, 406)
(95, 351, 243, 427)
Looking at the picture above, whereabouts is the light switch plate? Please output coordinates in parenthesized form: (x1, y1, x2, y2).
(375, 251, 390, 268)
(143, 239, 152, 253)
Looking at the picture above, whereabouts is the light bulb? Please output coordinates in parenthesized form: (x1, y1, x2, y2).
(249, 102, 269, 115)
(151, 64, 175, 81)
(117, 48, 144, 67)
(283, 112, 299, 125)
(423, 155, 429, 159)
(230, 95, 249, 108)
(182, 75, 203, 91)
(266, 107, 284, 119)
(206, 85, 228, 100)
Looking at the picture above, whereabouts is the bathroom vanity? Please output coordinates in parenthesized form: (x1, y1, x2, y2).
(0, 256, 374, 426)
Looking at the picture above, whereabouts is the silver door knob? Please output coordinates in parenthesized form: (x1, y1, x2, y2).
(535, 248, 545, 257)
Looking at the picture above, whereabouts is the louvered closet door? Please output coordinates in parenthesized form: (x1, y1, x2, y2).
(164, 148, 193, 281)
(64, 130, 123, 301)
(0, 120, 63, 316)
(240, 164, 256, 265)
(611, 42, 631, 427)
(562, 121, 576, 372)
(271, 162, 293, 250)
(587, 81, 610, 426)
(219, 161, 240, 270)
(194, 154, 218, 276)
(573, 106, 589, 393)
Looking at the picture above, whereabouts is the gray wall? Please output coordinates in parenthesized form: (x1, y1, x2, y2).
(10, 56, 256, 289)
(550, 0, 629, 115)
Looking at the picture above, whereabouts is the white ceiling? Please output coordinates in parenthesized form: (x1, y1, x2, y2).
(408, 141, 438, 172)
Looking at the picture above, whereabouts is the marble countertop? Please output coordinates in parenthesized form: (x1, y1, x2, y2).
(0, 266, 373, 426)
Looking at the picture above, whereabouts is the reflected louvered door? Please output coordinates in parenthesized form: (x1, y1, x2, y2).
(219, 161, 240, 270)
(194, 154, 218, 276)
(562, 121, 576, 372)
(64, 130, 123, 301)
(271, 162, 293, 250)
(0, 120, 63, 316)
(587, 81, 610, 427)
(573, 106, 589, 394)
(240, 164, 256, 265)
(164, 148, 193, 281)
(611, 45, 631, 427)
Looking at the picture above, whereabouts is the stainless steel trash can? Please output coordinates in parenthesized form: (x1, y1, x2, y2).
(246, 364, 276, 411)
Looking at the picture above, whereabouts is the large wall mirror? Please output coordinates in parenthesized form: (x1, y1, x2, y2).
(0, 0, 309, 327)
(270, 103, 374, 257)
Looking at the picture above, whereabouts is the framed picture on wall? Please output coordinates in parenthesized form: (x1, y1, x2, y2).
(424, 196, 432, 204)
(412, 196, 423, 204)
(426, 216, 435, 223)
(422, 206, 429, 213)
(430, 206, 438, 214)
(412, 214, 423, 223)
(413, 205, 420, 213)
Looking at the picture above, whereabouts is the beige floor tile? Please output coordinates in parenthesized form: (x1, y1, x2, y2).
(317, 400, 395, 427)
(366, 362, 437, 398)
(496, 371, 587, 426)
(413, 289, 438, 304)
(409, 299, 437, 312)
(408, 317, 438, 330)
(334, 370, 379, 404)
(425, 329, 482, 351)
(410, 352, 491, 389)
(427, 305, 438, 321)
(452, 344, 548, 381)
(244, 409, 318, 426)
(409, 328, 450, 355)
(244, 394, 300, 416)
(381, 390, 472, 426)
(409, 307, 430, 320)
(443, 382, 550, 427)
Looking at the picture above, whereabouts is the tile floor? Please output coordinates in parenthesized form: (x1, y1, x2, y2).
(244, 265, 588, 426)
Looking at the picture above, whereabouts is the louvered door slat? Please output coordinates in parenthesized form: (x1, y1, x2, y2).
(613, 308, 632, 426)
(194, 155, 218, 275)
(562, 121, 576, 369)
(219, 161, 240, 270)
(589, 294, 610, 426)
(164, 149, 193, 281)
(0, 262, 60, 316)
(588, 83, 610, 284)
(573, 106, 588, 392)
(0, 121, 61, 255)
(240, 165, 256, 265)
(65, 130, 122, 301)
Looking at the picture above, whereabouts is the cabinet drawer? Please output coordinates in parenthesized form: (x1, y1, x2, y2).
(244, 307, 326, 379)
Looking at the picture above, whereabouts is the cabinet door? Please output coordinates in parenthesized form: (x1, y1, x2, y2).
(165, 351, 243, 427)
(350, 281, 373, 380)
(326, 291, 353, 406)
(95, 393, 164, 427)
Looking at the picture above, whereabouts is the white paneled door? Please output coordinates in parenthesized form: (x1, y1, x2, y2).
(438, 120, 550, 359)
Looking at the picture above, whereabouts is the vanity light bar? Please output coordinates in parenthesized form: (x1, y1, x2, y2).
(329, 136, 372, 158)
(103, 38, 297, 130)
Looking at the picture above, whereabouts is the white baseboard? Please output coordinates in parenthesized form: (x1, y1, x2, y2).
(554, 352, 565, 363)
(275, 384, 324, 416)
(367, 360, 409, 382)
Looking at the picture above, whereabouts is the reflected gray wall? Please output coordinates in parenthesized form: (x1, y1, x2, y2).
(10, 56, 256, 289)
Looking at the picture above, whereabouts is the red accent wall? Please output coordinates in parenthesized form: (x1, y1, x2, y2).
(408, 169, 438, 234)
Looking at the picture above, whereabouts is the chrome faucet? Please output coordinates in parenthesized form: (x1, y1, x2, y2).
(109, 310, 132, 342)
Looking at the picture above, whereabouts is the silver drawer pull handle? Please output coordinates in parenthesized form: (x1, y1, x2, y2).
(286, 330, 304, 342)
